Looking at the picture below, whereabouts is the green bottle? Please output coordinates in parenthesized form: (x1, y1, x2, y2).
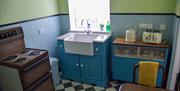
(106, 21, 110, 32)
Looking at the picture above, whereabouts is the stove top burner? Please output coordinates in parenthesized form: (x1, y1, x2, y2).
(28, 50, 41, 56)
(3, 55, 17, 61)
(14, 58, 27, 63)
(20, 49, 30, 54)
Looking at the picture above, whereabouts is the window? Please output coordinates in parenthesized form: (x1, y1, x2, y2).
(68, 0, 110, 32)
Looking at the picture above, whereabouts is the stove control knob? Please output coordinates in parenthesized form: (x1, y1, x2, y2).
(0, 34, 5, 39)
(5, 33, 9, 38)
(0, 34, 3, 39)
(9, 32, 13, 36)
(16, 30, 20, 34)
(13, 31, 17, 35)
(1, 34, 5, 38)
(7, 32, 11, 37)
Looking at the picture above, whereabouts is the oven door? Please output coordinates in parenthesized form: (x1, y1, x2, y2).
(26, 73, 54, 91)
(20, 56, 51, 89)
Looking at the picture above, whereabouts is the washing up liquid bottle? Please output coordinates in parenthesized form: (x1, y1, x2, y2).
(106, 21, 110, 32)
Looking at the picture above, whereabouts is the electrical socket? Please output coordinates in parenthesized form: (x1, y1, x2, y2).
(147, 24, 153, 30)
(139, 23, 147, 29)
(160, 24, 166, 31)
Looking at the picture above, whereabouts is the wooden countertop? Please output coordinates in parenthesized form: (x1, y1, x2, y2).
(113, 37, 169, 48)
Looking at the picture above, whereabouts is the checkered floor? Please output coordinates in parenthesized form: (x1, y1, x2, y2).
(55, 79, 124, 91)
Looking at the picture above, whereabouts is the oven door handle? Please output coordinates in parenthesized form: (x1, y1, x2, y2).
(26, 73, 53, 91)
(22, 56, 49, 72)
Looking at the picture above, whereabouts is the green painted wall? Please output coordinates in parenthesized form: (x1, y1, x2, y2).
(0, 0, 60, 25)
(0, 0, 177, 25)
(58, 0, 176, 13)
(175, 0, 180, 16)
(110, 0, 176, 13)
(59, 0, 69, 14)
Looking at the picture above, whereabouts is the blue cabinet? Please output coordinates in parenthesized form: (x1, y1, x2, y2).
(112, 37, 169, 87)
(112, 57, 139, 82)
(58, 39, 110, 87)
(80, 55, 101, 80)
(63, 53, 80, 77)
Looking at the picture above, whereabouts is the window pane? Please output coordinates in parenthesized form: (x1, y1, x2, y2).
(69, 0, 110, 32)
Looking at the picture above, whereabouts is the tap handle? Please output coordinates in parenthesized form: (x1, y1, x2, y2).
(87, 23, 91, 28)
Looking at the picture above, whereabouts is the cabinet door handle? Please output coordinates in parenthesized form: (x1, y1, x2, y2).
(80, 64, 83, 67)
(95, 48, 99, 51)
(60, 44, 63, 47)
(76, 64, 79, 66)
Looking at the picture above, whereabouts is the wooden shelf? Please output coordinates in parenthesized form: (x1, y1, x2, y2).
(139, 55, 165, 61)
(115, 54, 138, 59)
(113, 37, 169, 48)
(115, 53, 165, 61)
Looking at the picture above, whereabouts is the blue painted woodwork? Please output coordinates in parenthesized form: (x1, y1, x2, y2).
(112, 57, 139, 82)
(112, 44, 169, 87)
(62, 53, 80, 77)
(80, 55, 101, 80)
(58, 38, 111, 87)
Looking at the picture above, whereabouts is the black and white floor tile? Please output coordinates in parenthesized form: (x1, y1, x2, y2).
(55, 79, 124, 91)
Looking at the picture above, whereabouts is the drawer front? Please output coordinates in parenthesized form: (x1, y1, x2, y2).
(21, 57, 50, 89)
(94, 43, 102, 55)
(33, 74, 54, 91)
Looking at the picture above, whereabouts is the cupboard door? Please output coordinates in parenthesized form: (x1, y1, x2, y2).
(112, 57, 139, 82)
(80, 55, 101, 81)
(61, 53, 80, 77)
(138, 59, 164, 87)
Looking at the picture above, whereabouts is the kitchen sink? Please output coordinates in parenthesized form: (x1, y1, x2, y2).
(57, 32, 111, 56)
(63, 33, 99, 56)
(64, 33, 99, 43)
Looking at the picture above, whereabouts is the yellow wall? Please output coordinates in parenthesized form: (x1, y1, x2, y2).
(175, 0, 180, 16)
(0, 0, 177, 25)
(110, 0, 175, 13)
(58, 0, 176, 13)
(0, 0, 60, 25)
(59, 0, 69, 14)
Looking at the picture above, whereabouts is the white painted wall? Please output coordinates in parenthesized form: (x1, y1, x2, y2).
(168, 20, 180, 90)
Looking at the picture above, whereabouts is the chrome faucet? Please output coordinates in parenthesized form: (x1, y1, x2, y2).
(81, 19, 91, 35)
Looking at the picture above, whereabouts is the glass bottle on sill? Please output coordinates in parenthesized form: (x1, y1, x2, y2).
(106, 21, 110, 32)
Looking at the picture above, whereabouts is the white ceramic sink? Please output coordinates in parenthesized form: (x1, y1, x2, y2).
(65, 33, 99, 43)
(64, 33, 99, 56)
(57, 32, 111, 56)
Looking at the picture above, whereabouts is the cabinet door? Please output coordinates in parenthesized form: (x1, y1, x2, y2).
(80, 55, 101, 81)
(139, 59, 164, 87)
(62, 53, 80, 77)
(112, 57, 139, 82)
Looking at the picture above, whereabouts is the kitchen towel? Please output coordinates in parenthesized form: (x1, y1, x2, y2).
(138, 61, 159, 87)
